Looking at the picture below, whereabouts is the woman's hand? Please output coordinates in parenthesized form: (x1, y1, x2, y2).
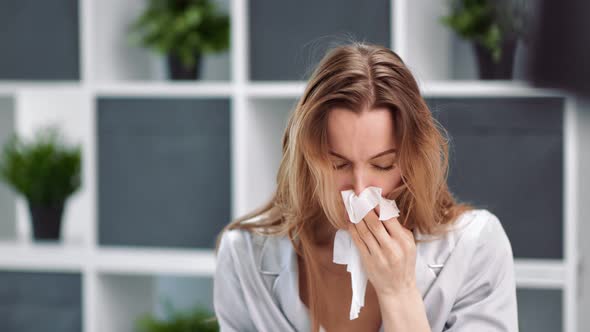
(348, 208, 417, 298)
(348, 208, 431, 331)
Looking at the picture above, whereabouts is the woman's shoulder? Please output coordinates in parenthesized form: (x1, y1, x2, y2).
(417, 208, 506, 240)
(461, 209, 513, 260)
(217, 228, 260, 257)
(416, 211, 517, 330)
(216, 228, 289, 271)
(415, 208, 512, 267)
(217, 228, 292, 274)
(218, 227, 281, 251)
(450, 208, 510, 250)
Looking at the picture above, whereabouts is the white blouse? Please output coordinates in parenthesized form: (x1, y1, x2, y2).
(213, 208, 519, 331)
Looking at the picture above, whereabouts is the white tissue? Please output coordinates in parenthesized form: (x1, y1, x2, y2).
(333, 186, 400, 320)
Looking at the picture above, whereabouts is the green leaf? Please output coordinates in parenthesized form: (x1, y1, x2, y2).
(440, 0, 527, 42)
(0, 125, 82, 205)
(133, 297, 219, 332)
(127, 0, 230, 57)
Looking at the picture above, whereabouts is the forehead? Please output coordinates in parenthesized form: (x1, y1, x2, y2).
(326, 107, 397, 155)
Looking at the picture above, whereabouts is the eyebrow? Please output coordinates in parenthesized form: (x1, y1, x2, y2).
(329, 148, 397, 161)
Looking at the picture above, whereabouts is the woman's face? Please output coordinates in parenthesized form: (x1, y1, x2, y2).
(327, 107, 402, 198)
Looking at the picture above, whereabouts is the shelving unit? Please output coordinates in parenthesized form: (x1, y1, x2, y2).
(0, 0, 585, 331)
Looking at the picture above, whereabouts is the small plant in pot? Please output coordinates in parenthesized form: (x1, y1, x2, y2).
(134, 297, 219, 332)
(440, 0, 533, 79)
(128, 0, 231, 80)
(0, 126, 81, 242)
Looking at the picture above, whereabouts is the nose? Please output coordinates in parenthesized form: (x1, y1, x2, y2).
(353, 167, 369, 196)
(352, 169, 382, 215)
(353, 169, 385, 216)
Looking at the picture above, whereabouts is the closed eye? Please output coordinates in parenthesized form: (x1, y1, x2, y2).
(333, 163, 395, 172)
(333, 163, 349, 170)
(374, 164, 395, 171)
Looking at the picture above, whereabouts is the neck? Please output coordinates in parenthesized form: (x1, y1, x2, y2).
(309, 223, 350, 276)
(312, 221, 338, 247)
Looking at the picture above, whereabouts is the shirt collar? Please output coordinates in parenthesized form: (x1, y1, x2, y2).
(257, 234, 292, 275)
(256, 230, 438, 298)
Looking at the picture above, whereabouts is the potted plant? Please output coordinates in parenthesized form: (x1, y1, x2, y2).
(134, 297, 219, 332)
(128, 0, 231, 80)
(440, 0, 532, 79)
(0, 126, 81, 241)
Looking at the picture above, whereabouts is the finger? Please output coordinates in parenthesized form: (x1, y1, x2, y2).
(366, 211, 405, 257)
(353, 218, 381, 256)
(349, 224, 371, 258)
(382, 216, 415, 250)
(362, 209, 395, 248)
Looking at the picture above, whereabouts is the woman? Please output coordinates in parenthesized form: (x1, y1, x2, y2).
(213, 42, 518, 332)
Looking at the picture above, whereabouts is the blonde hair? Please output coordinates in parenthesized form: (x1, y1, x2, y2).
(214, 41, 474, 331)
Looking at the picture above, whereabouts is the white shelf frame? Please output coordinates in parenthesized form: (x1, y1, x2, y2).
(0, 243, 573, 290)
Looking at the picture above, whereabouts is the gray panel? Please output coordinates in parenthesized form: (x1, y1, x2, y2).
(98, 97, 231, 249)
(516, 288, 562, 332)
(155, 276, 214, 317)
(248, 0, 391, 81)
(0, 271, 82, 332)
(0, 0, 79, 80)
(426, 97, 564, 259)
(0, 97, 16, 239)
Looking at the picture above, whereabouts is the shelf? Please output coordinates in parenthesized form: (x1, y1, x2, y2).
(95, 273, 214, 332)
(419, 80, 566, 98)
(0, 82, 83, 94)
(246, 82, 306, 98)
(89, 0, 231, 82)
(94, 247, 215, 276)
(514, 259, 566, 288)
(0, 241, 87, 272)
(0, 241, 567, 288)
(400, 0, 537, 82)
(0, 241, 214, 276)
(93, 82, 234, 97)
(243, 80, 567, 99)
(14, 89, 95, 246)
(0, 80, 568, 99)
(241, 98, 295, 211)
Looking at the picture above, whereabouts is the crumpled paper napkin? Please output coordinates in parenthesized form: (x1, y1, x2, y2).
(333, 186, 400, 320)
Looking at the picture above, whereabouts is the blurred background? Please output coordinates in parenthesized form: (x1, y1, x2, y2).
(0, 0, 588, 331)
